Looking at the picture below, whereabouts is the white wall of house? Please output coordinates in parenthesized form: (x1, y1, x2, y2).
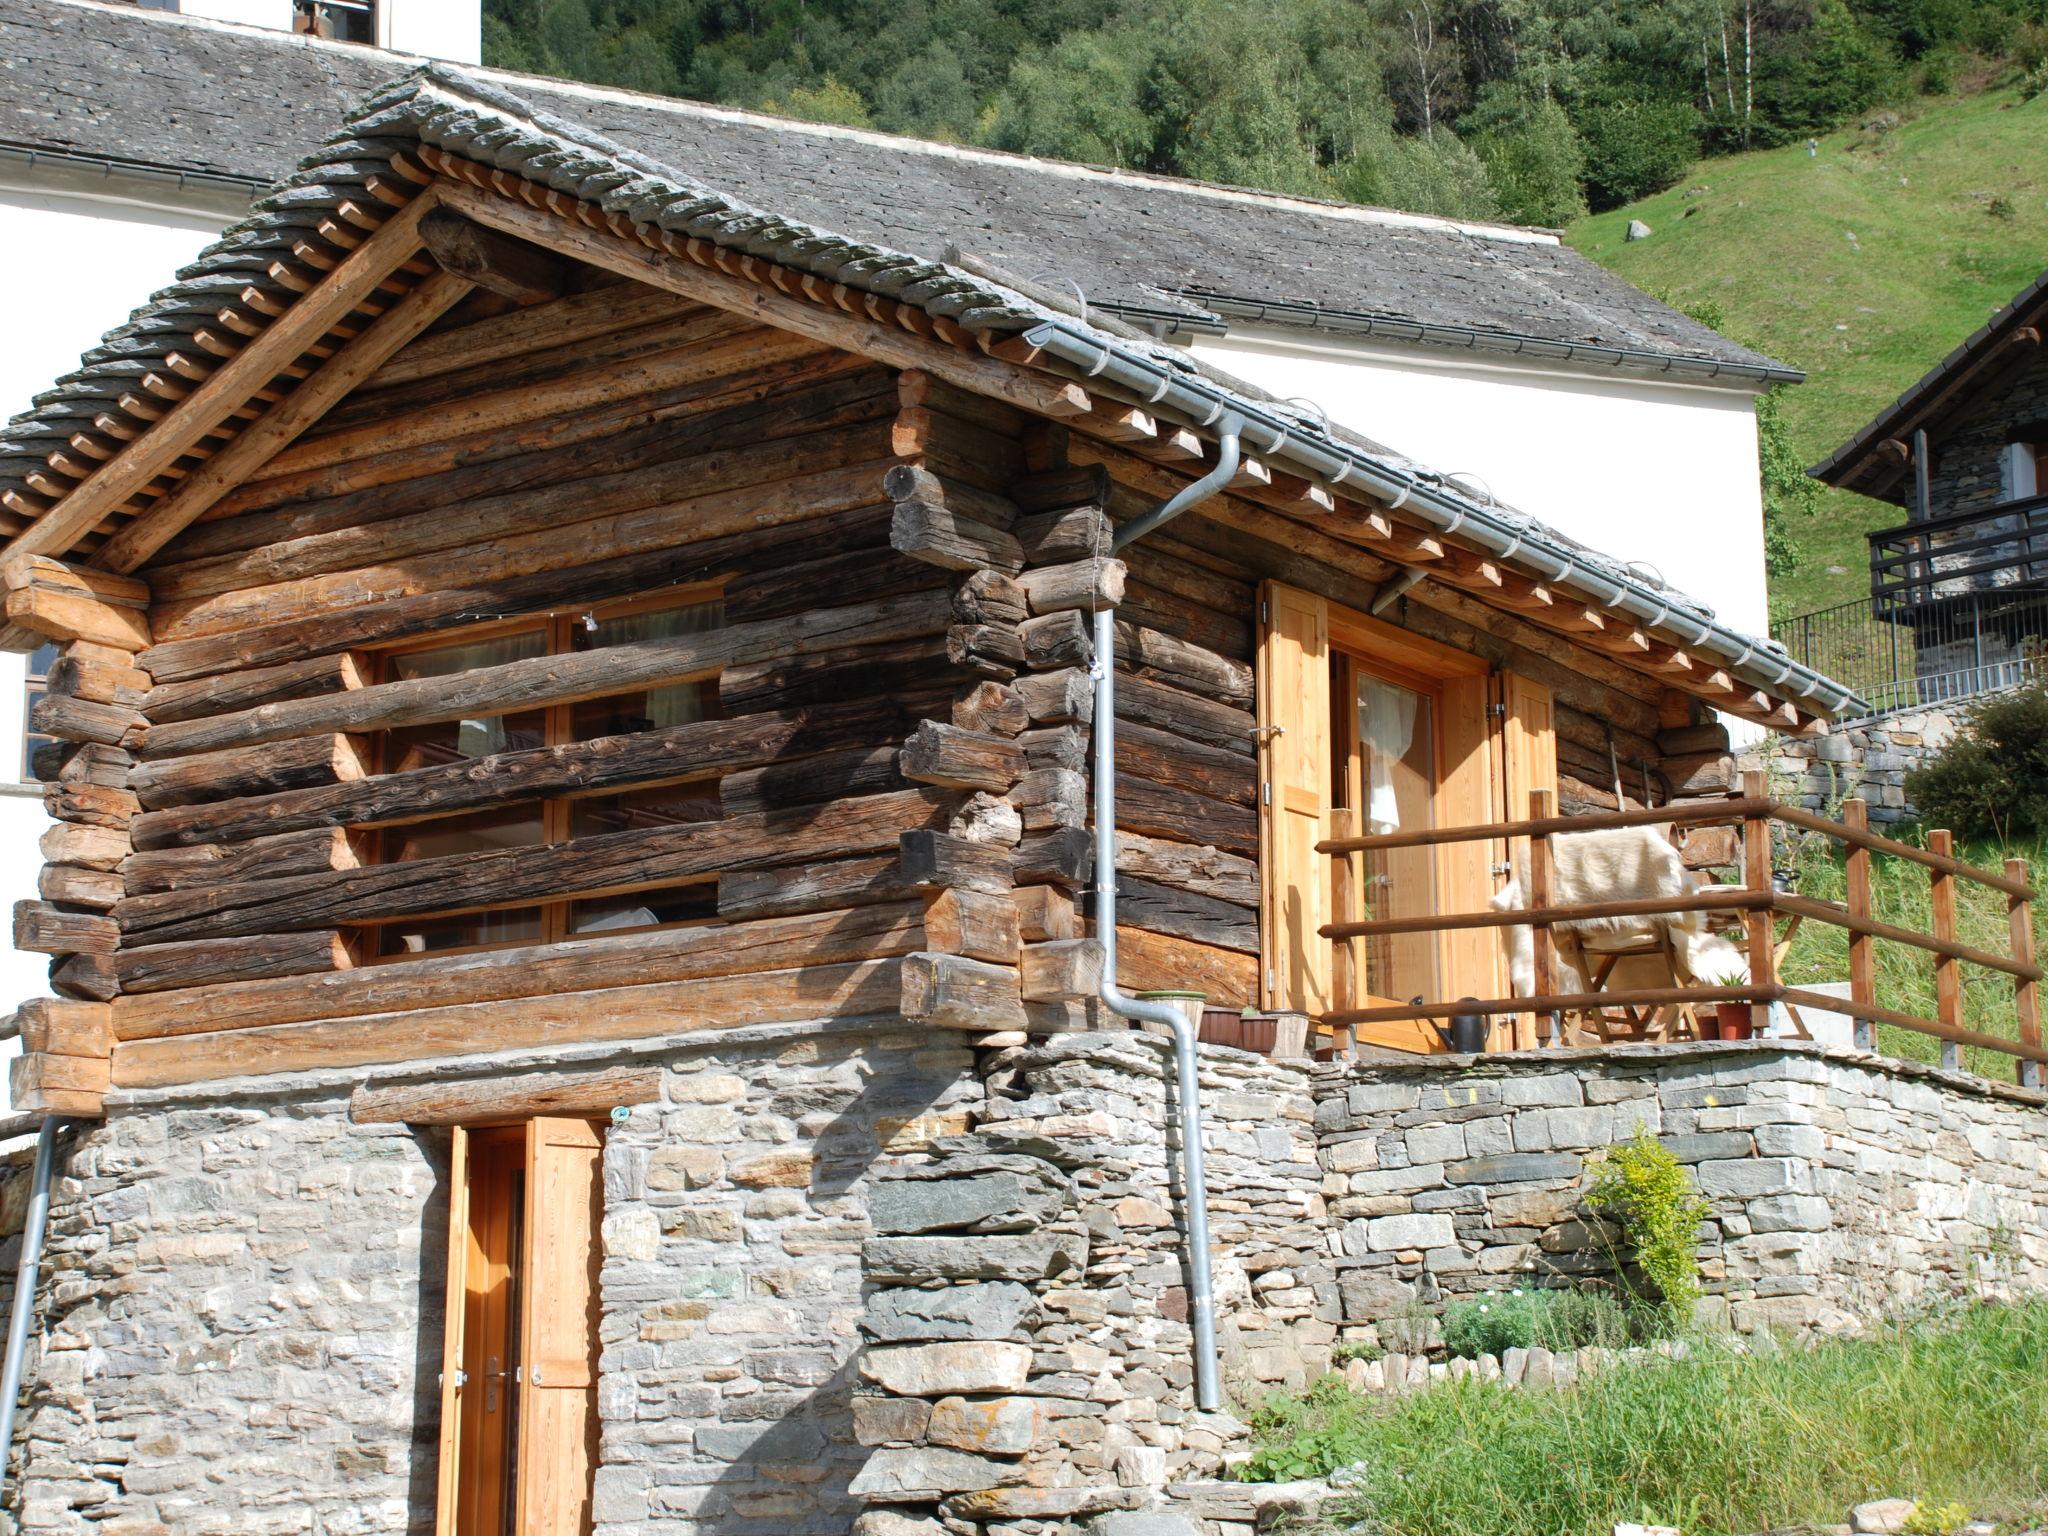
(1188, 328, 1774, 644)
(182, 0, 291, 28)
(0, 165, 251, 1098)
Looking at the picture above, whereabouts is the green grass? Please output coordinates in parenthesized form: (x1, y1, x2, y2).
(1568, 85, 2048, 619)
(1241, 1300, 2048, 1536)
(1776, 818, 2043, 1076)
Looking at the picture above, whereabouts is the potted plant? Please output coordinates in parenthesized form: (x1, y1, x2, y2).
(1698, 969, 1753, 1041)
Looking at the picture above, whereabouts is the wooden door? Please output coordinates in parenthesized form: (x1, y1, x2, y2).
(1497, 673, 1558, 1049)
(453, 1128, 523, 1536)
(434, 1126, 471, 1535)
(1437, 673, 1502, 1005)
(514, 1117, 604, 1536)
(1257, 582, 1332, 1016)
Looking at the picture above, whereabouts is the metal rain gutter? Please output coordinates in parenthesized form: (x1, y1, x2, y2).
(1023, 318, 1865, 720)
(1091, 423, 1245, 1414)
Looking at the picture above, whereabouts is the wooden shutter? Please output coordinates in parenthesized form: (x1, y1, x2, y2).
(516, 1117, 605, 1536)
(1257, 582, 1332, 1016)
(434, 1126, 471, 1536)
(1499, 673, 1558, 826)
(1437, 674, 1500, 1003)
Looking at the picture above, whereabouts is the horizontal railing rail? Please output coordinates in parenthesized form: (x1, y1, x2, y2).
(1868, 493, 2048, 611)
(1314, 773, 2045, 1084)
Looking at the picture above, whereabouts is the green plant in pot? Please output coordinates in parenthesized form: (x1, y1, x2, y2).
(1698, 968, 1753, 1040)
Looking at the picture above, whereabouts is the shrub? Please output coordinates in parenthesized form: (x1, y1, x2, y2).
(1441, 1287, 1635, 1358)
(1905, 680, 2048, 841)
(1575, 97, 1698, 210)
(1584, 1130, 1712, 1321)
(1467, 89, 1588, 226)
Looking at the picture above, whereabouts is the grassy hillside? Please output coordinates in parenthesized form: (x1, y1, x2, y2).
(1569, 86, 2048, 620)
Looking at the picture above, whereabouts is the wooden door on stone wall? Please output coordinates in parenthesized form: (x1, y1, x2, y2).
(435, 1118, 603, 1536)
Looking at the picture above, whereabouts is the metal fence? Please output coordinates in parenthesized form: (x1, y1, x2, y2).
(1771, 586, 2048, 720)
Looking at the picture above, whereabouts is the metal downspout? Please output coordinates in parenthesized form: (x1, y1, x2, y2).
(1093, 424, 1242, 1413)
(0, 1119, 62, 1496)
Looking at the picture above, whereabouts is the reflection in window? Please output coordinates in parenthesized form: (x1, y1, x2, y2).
(569, 600, 724, 739)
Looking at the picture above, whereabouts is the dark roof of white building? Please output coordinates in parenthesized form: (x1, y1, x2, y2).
(3, 0, 1797, 385)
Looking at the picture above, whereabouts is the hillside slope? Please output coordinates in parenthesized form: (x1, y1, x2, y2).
(1568, 87, 2048, 619)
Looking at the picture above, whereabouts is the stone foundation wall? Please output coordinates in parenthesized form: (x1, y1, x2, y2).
(9, 1100, 449, 1536)
(1317, 1043, 2048, 1341)
(1758, 706, 1967, 826)
(849, 1034, 1334, 1534)
(593, 1027, 980, 1536)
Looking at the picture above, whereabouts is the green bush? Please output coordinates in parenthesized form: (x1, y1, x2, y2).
(1575, 97, 1699, 210)
(1441, 1287, 1635, 1358)
(1905, 680, 2048, 841)
(1584, 1130, 1712, 1321)
(1467, 89, 1588, 226)
(1238, 1300, 2048, 1536)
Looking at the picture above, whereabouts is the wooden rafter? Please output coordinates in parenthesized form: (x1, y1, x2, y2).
(0, 188, 443, 570)
(92, 269, 476, 574)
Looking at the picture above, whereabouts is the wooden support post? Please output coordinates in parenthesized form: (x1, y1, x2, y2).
(1843, 798, 1877, 1051)
(1327, 806, 1359, 1059)
(1929, 827, 1962, 1071)
(1742, 770, 1776, 1039)
(2008, 856, 2042, 1089)
(1526, 787, 1557, 1051)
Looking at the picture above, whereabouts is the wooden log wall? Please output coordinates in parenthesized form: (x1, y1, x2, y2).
(21, 274, 1113, 1096)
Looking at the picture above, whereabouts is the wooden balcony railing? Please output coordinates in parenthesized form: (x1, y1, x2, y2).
(1315, 772, 2045, 1086)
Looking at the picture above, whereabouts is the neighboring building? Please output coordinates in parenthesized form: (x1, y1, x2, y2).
(0, 57, 1861, 1535)
(1808, 267, 2048, 706)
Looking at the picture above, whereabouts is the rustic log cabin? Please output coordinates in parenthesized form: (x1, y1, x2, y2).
(0, 62, 1914, 1536)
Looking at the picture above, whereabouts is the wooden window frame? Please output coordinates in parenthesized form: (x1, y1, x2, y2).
(21, 640, 59, 784)
(355, 583, 726, 961)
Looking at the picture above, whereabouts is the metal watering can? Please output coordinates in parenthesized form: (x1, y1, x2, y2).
(1430, 998, 1491, 1055)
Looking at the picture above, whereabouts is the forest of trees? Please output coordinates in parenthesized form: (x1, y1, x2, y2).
(484, 0, 2048, 224)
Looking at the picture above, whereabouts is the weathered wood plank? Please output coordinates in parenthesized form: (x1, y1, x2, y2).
(129, 734, 369, 811)
(122, 828, 361, 894)
(350, 1063, 661, 1126)
(113, 902, 923, 1041)
(116, 932, 352, 994)
(140, 591, 949, 758)
(117, 789, 957, 945)
(113, 958, 906, 1088)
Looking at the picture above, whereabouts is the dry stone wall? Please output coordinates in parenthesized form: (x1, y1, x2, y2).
(1317, 1042, 2048, 1342)
(1758, 707, 1968, 826)
(849, 1033, 1335, 1536)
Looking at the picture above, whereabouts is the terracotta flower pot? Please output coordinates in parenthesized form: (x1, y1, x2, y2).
(1712, 1001, 1755, 1041)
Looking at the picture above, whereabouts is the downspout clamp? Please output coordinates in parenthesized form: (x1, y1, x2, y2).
(0, 1120, 62, 1491)
(1093, 422, 1244, 1413)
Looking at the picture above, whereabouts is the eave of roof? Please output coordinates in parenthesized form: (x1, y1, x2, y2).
(1811, 266, 2048, 502)
(0, 64, 1861, 722)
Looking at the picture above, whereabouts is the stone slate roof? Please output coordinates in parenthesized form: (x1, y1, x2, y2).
(3, 0, 1796, 385)
(1810, 266, 2048, 504)
(0, 56, 1860, 717)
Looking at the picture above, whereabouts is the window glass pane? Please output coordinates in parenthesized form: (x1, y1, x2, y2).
(568, 782, 721, 840)
(384, 804, 546, 864)
(569, 599, 724, 739)
(379, 908, 546, 958)
(385, 631, 548, 771)
(567, 885, 718, 936)
(1357, 673, 1439, 1003)
(21, 644, 58, 783)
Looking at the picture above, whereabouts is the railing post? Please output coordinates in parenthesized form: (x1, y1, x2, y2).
(1742, 770, 1775, 1038)
(1527, 787, 1557, 1051)
(2009, 857, 2042, 1089)
(1328, 806, 1359, 1059)
(1929, 827, 1962, 1071)
(1843, 798, 1876, 1051)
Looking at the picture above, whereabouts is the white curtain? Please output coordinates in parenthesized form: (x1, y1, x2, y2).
(589, 600, 726, 727)
(1361, 678, 1419, 835)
